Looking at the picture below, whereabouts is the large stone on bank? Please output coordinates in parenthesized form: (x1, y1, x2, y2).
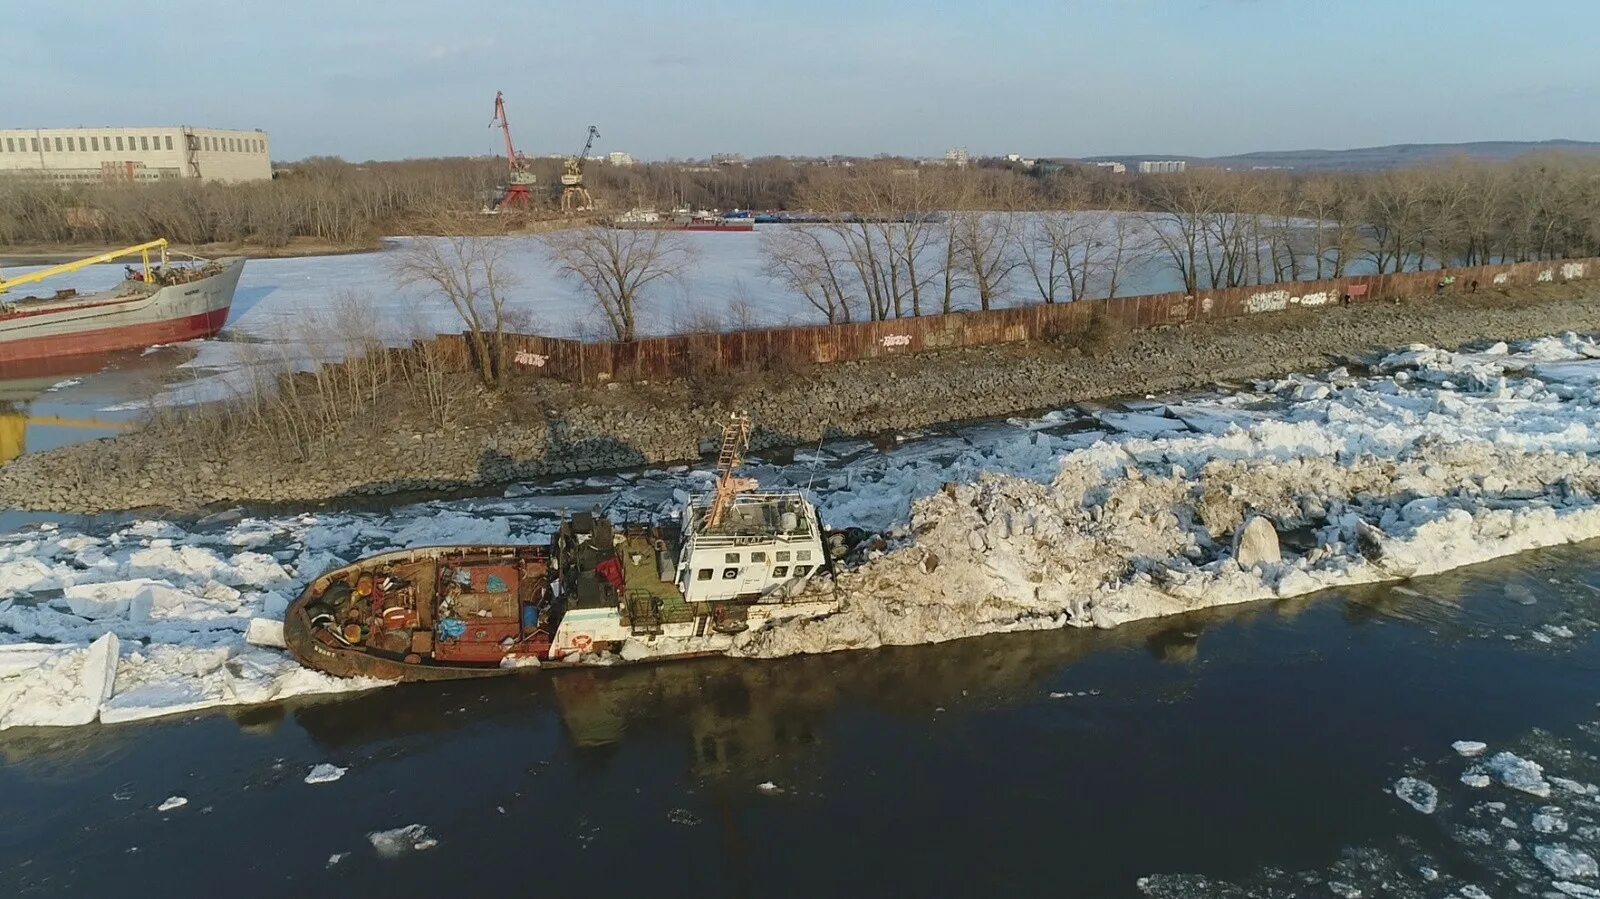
(1232, 514, 1281, 568)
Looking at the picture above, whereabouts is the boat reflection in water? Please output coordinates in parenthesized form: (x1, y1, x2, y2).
(281, 603, 1251, 783)
(0, 347, 195, 465)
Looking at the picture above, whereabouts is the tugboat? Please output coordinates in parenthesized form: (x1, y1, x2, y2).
(283, 414, 847, 681)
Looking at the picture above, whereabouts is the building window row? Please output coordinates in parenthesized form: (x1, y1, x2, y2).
(1, 133, 263, 155)
(201, 135, 265, 154)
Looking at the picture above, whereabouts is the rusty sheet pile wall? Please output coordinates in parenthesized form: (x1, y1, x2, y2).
(437, 257, 1599, 384)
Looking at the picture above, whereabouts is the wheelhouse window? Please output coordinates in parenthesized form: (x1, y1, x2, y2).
(772, 566, 789, 578)
(751, 551, 767, 563)
(722, 568, 739, 580)
(794, 565, 812, 577)
(797, 550, 812, 561)
(724, 552, 740, 564)
(696, 568, 712, 582)
(776, 551, 791, 562)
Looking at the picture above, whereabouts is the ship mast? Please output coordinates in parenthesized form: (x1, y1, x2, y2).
(707, 412, 759, 528)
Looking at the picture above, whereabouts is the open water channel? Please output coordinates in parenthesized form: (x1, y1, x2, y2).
(3, 540, 1600, 897)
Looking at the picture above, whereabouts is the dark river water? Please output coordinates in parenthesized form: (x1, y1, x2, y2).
(4, 540, 1600, 897)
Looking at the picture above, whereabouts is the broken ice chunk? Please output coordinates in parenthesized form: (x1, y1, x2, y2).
(368, 824, 437, 857)
(1536, 844, 1600, 880)
(1393, 777, 1438, 814)
(304, 763, 347, 785)
(1486, 751, 1551, 797)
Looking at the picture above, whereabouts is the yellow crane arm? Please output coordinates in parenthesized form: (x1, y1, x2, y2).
(0, 239, 170, 294)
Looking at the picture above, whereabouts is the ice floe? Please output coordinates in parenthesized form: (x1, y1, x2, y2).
(1488, 751, 1553, 798)
(305, 763, 348, 785)
(1394, 777, 1440, 814)
(367, 824, 437, 857)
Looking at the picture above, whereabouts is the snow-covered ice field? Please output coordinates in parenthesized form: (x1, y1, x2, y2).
(6, 332, 1600, 730)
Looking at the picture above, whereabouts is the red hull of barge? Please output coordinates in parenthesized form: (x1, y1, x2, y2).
(0, 306, 231, 363)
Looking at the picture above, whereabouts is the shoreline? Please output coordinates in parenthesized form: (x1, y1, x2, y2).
(0, 239, 382, 265)
(2, 284, 1598, 514)
(6, 332, 1600, 731)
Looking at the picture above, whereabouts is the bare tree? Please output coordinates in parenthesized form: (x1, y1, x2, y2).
(544, 226, 696, 342)
(1099, 210, 1155, 299)
(950, 210, 1022, 311)
(392, 217, 521, 389)
(1140, 171, 1236, 294)
(761, 226, 856, 324)
(1299, 175, 1362, 278)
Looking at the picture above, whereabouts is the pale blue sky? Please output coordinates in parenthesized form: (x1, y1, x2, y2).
(6, 0, 1597, 161)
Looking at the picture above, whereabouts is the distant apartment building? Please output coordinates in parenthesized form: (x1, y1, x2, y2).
(607, 151, 636, 167)
(944, 147, 969, 168)
(0, 126, 272, 184)
(1138, 160, 1187, 174)
(1095, 161, 1127, 174)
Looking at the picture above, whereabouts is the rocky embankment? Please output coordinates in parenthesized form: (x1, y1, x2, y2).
(4, 287, 1599, 513)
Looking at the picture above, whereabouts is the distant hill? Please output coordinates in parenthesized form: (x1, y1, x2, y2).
(1075, 140, 1600, 172)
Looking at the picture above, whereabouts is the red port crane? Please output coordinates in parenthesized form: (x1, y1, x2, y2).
(490, 90, 538, 209)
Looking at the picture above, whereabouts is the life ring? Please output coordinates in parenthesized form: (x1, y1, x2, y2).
(571, 634, 593, 651)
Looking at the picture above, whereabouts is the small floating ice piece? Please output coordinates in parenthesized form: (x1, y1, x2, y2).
(756, 781, 782, 794)
(1452, 740, 1488, 757)
(157, 796, 188, 812)
(305, 763, 348, 785)
(368, 824, 437, 857)
(1461, 772, 1492, 788)
(326, 853, 347, 868)
(1393, 777, 1438, 814)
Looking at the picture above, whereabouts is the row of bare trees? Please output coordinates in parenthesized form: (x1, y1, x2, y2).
(755, 156, 1600, 322)
(398, 154, 1600, 380)
(0, 157, 502, 247)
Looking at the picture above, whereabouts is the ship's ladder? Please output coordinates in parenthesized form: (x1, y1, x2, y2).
(708, 412, 757, 528)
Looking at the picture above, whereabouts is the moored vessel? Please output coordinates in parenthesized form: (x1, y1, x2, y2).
(612, 207, 755, 233)
(0, 240, 242, 363)
(284, 413, 854, 681)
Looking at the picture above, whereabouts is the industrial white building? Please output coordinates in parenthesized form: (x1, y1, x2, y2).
(0, 127, 272, 184)
(1138, 160, 1188, 174)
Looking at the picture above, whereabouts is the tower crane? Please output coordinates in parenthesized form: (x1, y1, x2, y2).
(559, 124, 601, 214)
(489, 91, 538, 210)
